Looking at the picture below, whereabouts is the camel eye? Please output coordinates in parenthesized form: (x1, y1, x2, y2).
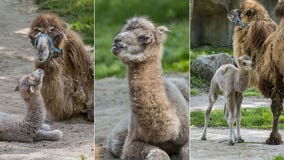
(54, 35, 61, 43)
(138, 35, 149, 41)
(138, 35, 151, 44)
(246, 9, 255, 18)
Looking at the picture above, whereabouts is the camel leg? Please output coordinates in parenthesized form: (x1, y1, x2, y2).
(265, 94, 283, 145)
(40, 124, 51, 131)
(121, 141, 170, 160)
(201, 82, 219, 140)
(86, 107, 94, 122)
(225, 92, 235, 146)
(235, 92, 244, 143)
(224, 105, 237, 141)
(34, 129, 63, 141)
(178, 142, 189, 160)
(109, 116, 129, 157)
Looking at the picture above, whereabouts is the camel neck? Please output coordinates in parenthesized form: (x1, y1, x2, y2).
(127, 59, 171, 123)
(235, 68, 250, 92)
(34, 60, 60, 75)
(21, 92, 45, 133)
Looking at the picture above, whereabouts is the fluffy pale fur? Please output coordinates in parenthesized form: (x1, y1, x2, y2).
(228, 0, 284, 145)
(28, 14, 94, 121)
(201, 55, 252, 145)
(109, 17, 189, 160)
(0, 69, 63, 142)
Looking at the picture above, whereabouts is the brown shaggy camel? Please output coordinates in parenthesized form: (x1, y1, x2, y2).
(28, 14, 94, 121)
(0, 69, 63, 142)
(201, 55, 252, 145)
(228, 0, 284, 145)
(109, 17, 189, 160)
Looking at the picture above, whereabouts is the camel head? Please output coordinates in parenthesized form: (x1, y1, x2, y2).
(238, 55, 253, 71)
(28, 14, 67, 63)
(228, 0, 269, 28)
(112, 17, 170, 64)
(15, 68, 45, 93)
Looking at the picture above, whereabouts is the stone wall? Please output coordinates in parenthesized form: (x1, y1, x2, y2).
(190, 0, 278, 47)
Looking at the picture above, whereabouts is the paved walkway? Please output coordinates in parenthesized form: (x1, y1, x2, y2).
(191, 94, 284, 160)
(191, 93, 271, 111)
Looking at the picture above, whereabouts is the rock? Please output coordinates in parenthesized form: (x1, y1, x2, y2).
(190, 53, 234, 82)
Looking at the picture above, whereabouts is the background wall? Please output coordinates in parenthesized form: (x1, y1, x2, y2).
(190, 0, 278, 47)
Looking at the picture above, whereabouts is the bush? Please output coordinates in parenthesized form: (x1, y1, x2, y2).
(35, 0, 94, 44)
(95, 0, 189, 79)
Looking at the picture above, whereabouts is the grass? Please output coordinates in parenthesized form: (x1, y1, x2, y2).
(95, 0, 189, 79)
(243, 87, 262, 97)
(35, 0, 94, 44)
(190, 47, 233, 62)
(80, 155, 86, 160)
(191, 107, 284, 129)
(190, 88, 199, 96)
(274, 155, 284, 160)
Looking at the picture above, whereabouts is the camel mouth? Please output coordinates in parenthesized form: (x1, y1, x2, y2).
(227, 9, 239, 22)
(32, 68, 45, 81)
(112, 43, 126, 55)
(244, 65, 252, 71)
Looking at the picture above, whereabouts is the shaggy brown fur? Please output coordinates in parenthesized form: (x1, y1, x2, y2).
(228, 0, 284, 145)
(28, 14, 94, 121)
(109, 17, 189, 160)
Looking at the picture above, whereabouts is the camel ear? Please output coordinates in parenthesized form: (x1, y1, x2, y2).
(30, 86, 35, 93)
(15, 85, 19, 91)
(156, 26, 170, 43)
(157, 26, 170, 34)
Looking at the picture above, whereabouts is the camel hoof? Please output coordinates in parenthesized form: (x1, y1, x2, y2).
(265, 132, 282, 145)
(86, 108, 94, 122)
(237, 138, 244, 143)
(145, 149, 170, 160)
(228, 140, 234, 146)
(201, 137, 207, 141)
(265, 136, 282, 145)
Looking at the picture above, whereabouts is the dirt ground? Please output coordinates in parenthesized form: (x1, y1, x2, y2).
(95, 78, 129, 160)
(95, 74, 188, 160)
(0, 0, 93, 159)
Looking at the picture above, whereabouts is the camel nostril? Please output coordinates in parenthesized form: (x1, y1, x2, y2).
(38, 45, 46, 52)
(37, 55, 44, 61)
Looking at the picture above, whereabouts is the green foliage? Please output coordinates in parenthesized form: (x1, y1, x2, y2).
(190, 75, 209, 88)
(190, 47, 233, 61)
(191, 107, 284, 129)
(96, 0, 188, 25)
(190, 88, 199, 96)
(243, 87, 261, 97)
(95, 0, 189, 79)
(35, 0, 94, 44)
(80, 155, 86, 160)
(274, 155, 284, 160)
